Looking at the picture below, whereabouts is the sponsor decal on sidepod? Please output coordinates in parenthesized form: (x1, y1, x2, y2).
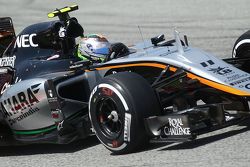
(1, 83, 41, 125)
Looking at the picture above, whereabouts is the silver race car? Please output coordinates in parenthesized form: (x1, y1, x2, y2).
(0, 5, 250, 154)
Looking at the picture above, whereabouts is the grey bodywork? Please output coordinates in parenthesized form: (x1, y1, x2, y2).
(0, 30, 250, 137)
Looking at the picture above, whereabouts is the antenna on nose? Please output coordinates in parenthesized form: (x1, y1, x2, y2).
(138, 26, 148, 55)
(174, 29, 184, 55)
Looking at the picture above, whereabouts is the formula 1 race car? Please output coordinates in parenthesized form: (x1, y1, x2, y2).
(1, 5, 250, 154)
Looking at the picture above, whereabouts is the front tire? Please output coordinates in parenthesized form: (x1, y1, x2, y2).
(232, 30, 250, 58)
(89, 72, 160, 154)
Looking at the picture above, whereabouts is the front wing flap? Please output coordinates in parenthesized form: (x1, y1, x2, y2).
(145, 115, 195, 142)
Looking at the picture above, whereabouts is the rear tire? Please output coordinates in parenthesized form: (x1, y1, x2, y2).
(89, 72, 160, 154)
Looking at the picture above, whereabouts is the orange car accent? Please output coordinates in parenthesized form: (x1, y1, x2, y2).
(93, 62, 250, 96)
(95, 63, 166, 71)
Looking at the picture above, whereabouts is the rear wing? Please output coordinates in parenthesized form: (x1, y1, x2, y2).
(0, 17, 16, 57)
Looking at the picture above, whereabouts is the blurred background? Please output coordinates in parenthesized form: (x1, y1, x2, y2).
(0, 0, 250, 58)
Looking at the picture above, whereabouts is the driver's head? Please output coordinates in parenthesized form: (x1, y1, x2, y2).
(77, 34, 111, 61)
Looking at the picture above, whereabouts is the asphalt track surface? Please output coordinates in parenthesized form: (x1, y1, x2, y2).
(1, 0, 250, 167)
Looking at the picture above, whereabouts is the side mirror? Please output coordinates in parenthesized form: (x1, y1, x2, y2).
(151, 34, 165, 46)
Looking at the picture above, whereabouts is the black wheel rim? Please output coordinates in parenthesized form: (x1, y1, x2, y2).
(96, 97, 123, 140)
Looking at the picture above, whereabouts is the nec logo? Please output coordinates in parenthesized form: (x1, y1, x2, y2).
(14, 33, 38, 48)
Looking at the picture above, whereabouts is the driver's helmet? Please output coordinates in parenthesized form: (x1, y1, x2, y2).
(77, 34, 111, 61)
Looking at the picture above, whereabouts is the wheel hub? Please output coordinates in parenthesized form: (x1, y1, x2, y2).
(108, 110, 119, 122)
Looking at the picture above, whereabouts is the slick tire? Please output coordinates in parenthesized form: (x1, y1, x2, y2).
(89, 72, 160, 154)
(232, 30, 250, 58)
